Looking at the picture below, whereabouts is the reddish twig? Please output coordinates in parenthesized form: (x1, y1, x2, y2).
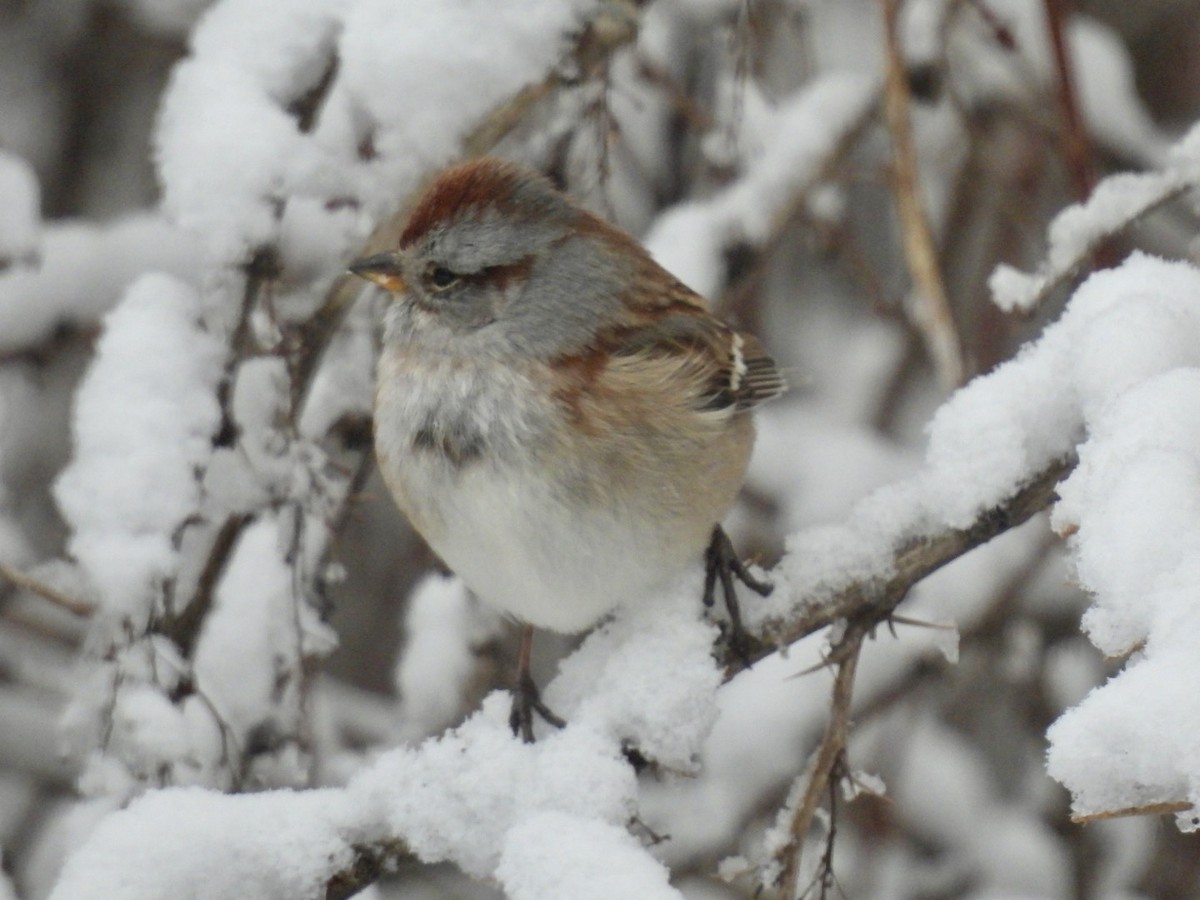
(1042, 0, 1094, 201)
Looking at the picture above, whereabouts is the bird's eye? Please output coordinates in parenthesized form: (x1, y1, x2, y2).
(428, 266, 459, 290)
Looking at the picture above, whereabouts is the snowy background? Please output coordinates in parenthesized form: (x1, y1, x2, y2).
(2, 0, 1200, 897)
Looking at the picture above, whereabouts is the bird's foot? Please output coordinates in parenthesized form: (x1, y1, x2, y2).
(508, 669, 566, 743)
(703, 524, 772, 665)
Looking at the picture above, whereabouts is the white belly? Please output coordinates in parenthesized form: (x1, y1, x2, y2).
(388, 454, 681, 633)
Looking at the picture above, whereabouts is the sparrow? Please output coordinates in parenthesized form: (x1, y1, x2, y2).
(350, 157, 784, 739)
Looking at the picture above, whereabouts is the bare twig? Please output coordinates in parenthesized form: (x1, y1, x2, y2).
(775, 625, 864, 898)
(1072, 801, 1194, 824)
(880, 0, 965, 387)
(0, 561, 94, 617)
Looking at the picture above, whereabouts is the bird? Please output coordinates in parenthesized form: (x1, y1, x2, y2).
(349, 157, 785, 740)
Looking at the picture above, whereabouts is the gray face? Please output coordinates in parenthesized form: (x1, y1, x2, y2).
(387, 201, 633, 361)
(397, 209, 561, 332)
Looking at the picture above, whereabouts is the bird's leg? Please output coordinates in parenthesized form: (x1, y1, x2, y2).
(508, 624, 566, 742)
(703, 524, 772, 665)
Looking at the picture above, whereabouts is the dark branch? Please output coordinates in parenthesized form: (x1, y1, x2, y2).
(725, 453, 1077, 675)
(325, 840, 411, 900)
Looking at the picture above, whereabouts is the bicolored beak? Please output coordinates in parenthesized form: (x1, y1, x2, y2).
(349, 252, 407, 293)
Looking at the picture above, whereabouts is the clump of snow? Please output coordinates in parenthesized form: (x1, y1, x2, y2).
(54, 273, 223, 622)
(395, 573, 504, 741)
(993, 254, 1200, 824)
(340, 0, 595, 172)
(49, 786, 356, 900)
(155, 0, 349, 264)
(157, 0, 600, 265)
(497, 811, 676, 900)
(550, 579, 723, 771)
(0, 214, 198, 353)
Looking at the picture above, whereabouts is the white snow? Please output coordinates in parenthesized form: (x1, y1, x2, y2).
(157, 0, 600, 265)
(0, 214, 198, 353)
(1043, 263, 1200, 822)
(394, 573, 504, 740)
(49, 786, 356, 900)
(54, 273, 224, 622)
(989, 168, 1188, 313)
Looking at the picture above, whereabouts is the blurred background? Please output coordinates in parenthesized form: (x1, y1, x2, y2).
(2, 0, 1200, 897)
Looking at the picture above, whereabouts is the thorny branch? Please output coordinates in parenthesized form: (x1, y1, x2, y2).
(775, 625, 865, 898)
(726, 453, 1077, 675)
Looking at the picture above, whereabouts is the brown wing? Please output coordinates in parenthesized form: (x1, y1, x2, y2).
(609, 311, 784, 413)
(550, 212, 785, 418)
(550, 302, 785, 430)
